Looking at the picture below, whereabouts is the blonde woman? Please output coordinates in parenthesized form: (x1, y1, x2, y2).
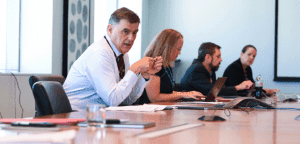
(138, 29, 203, 104)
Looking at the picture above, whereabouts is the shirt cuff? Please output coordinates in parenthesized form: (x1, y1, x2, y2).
(123, 70, 138, 84)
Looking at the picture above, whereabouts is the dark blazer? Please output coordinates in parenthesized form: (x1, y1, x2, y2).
(223, 59, 255, 86)
(180, 59, 237, 96)
(223, 59, 255, 95)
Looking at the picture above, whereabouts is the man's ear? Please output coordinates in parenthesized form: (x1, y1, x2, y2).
(240, 52, 243, 57)
(107, 24, 113, 36)
(205, 54, 211, 63)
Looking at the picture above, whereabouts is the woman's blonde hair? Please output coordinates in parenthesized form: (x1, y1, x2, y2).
(144, 29, 183, 67)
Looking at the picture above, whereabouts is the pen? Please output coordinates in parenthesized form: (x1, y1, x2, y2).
(88, 119, 121, 124)
(105, 119, 120, 124)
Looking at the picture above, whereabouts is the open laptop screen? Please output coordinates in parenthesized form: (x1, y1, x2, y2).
(204, 77, 227, 102)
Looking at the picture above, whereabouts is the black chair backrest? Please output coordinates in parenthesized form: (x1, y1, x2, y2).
(29, 75, 65, 89)
(29, 75, 66, 117)
(32, 81, 72, 117)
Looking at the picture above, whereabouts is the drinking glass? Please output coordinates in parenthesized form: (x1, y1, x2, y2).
(86, 104, 107, 128)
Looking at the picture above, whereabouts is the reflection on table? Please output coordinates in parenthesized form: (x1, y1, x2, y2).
(0, 97, 300, 144)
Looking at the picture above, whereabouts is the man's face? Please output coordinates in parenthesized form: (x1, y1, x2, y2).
(108, 19, 139, 54)
(210, 48, 222, 72)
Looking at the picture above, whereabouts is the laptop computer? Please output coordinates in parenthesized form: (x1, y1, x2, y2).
(245, 84, 255, 97)
(177, 82, 274, 109)
(204, 77, 227, 102)
(178, 77, 227, 102)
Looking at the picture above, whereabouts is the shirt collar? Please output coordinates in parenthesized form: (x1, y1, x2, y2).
(105, 34, 122, 57)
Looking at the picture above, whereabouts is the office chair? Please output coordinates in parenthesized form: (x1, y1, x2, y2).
(32, 81, 73, 117)
(29, 75, 66, 117)
(29, 75, 65, 88)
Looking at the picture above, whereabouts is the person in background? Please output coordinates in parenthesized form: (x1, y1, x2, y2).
(180, 42, 252, 96)
(223, 45, 279, 95)
(137, 29, 203, 104)
(63, 7, 162, 110)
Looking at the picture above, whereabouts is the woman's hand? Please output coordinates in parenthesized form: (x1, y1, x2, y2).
(235, 80, 253, 91)
(176, 91, 204, 100)
(264, 88, 280, 96)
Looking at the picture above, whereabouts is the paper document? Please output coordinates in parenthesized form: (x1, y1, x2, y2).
(0, 129, 77, 143)
(106, 105, 167, 112)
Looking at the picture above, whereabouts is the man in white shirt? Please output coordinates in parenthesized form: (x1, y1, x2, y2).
(63, 7, 162, 110)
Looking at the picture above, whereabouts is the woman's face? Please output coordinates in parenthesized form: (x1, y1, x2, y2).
(240, 47, 257, 67)
(170, 37, 183, 61)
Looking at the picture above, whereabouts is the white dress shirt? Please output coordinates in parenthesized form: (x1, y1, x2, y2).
(63, 35, 148, 111)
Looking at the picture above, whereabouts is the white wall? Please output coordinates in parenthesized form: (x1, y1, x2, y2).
(141, 0, 149, 57)
(142, 0, 300, 93)
(0, 74, 35, 118)
(20, 0, 52, 74)
(20, 0, 62, 75)
(91, 0, 117, 43)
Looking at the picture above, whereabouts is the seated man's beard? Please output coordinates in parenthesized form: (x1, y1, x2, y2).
(210, 63, 220, 72)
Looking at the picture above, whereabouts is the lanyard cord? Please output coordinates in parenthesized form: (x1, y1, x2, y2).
(104, 36, 124, 78)
(164, 67, 175, 88)
(104, 36, 119, 62)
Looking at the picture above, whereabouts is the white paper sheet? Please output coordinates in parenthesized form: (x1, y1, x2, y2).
(0, 129, 77, 143)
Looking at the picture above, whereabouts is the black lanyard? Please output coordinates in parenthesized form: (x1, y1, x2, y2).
(164, 67, 175, 88)
(104, 36, 119, 62)
(104, 36, 124, 78)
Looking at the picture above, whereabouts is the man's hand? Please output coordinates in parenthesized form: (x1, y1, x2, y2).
(140, 56, 163, 79)
(130, 56, 162, 80)
(235, 80, 253, 91)
(147, 56, 163, 74)
(129, 57, 153, 75)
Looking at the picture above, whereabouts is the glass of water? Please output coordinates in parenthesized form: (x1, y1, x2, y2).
(86, 104, 107, 128)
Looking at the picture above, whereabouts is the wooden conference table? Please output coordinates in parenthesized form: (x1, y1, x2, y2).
(34, 98, 300, 144)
